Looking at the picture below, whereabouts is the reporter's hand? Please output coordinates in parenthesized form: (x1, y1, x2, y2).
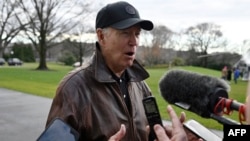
(154, 105, 188, 141)
(108, 124, 126, 141)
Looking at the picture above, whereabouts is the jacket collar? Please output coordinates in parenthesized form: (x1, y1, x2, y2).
(93, 42, 149, 82)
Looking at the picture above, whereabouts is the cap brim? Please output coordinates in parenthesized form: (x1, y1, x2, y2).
(110, 18, 153, 30)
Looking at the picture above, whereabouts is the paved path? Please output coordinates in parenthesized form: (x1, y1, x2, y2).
(0, 88, 223, 141)
(0, 88, 52, 141)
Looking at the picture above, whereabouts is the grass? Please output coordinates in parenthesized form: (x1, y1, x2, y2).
(0, 63, 248, 130)
(0, 63, 72, 98)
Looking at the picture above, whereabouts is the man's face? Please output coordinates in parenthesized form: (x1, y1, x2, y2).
(99, 25, 141, 73)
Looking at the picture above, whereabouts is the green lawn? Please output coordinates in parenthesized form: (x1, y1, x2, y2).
(0, 63, 248, 130)
(0, 63, 72, 98)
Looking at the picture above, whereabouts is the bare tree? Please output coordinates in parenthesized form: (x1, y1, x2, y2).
(16, 0, 93, 70)
(0, 0, 26, 57)
(142, 25, 174, 65)
(66, 25, 95, 66)
(151, 25, 174, 48)
(184, 22, 227, 67)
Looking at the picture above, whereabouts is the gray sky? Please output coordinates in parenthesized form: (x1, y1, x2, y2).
(103, 0, 250, 45)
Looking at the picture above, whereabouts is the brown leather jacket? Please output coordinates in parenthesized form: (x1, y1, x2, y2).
(46, 43, 152, 141)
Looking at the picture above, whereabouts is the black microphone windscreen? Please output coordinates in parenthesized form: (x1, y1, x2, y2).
(159, 69, 230, 117)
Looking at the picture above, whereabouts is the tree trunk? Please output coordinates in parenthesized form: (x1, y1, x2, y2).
(36, 43, 48, 70)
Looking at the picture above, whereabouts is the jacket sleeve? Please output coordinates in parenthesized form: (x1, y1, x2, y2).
(45, 72, 81, 132)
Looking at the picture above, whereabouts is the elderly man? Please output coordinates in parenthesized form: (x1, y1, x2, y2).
(45, 1, 189, 141)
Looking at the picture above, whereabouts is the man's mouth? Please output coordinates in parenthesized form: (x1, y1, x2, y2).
(125, 52, 134, 56)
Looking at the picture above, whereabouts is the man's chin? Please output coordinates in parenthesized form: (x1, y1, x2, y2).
(124, 61, 134, 68)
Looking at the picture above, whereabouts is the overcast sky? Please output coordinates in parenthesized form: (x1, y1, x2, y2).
(101, 0, 249, 46)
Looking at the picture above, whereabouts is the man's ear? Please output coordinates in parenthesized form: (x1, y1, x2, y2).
(96, 28, 105, 45)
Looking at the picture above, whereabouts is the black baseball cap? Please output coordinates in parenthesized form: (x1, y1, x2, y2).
(95, 1, 153, 30)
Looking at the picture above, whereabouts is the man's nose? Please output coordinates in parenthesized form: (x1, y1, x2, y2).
(129, 34, 138, 46)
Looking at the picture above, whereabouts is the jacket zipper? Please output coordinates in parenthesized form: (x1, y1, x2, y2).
(115, 82, 137, 141)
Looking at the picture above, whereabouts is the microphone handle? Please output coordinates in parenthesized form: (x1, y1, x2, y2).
(218, 98, 245, 112)
(230, 100, 245, 111)
(210, 113, 240, 125)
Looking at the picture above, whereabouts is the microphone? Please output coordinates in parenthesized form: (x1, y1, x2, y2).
(159, 69, 245, 125)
